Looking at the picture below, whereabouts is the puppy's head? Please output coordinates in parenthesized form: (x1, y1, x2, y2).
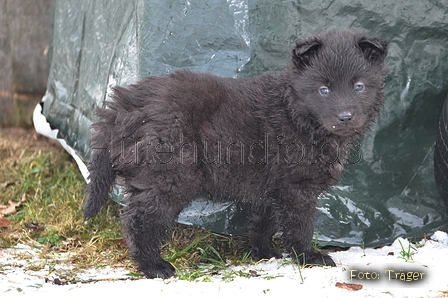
(288, 30, 388, 137)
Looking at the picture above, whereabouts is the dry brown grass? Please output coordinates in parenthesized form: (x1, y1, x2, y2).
(0, 128, 131, 271)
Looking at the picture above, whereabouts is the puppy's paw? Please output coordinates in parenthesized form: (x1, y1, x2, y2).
(251, 247, 282, 261)
(294, 250, 336, 267)
(140, 260, 176, 279)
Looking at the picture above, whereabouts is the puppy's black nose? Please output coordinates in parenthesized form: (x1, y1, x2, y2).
(338, 112, 353, 124)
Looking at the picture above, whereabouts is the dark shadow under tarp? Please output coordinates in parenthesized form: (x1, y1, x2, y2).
(34, 0, 448, 247)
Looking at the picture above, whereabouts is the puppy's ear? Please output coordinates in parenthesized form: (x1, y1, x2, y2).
(358, 37, 388, 64)
(292, 38, 322, 70)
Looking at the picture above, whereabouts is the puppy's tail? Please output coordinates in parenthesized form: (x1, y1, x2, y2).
(83, 106, 117, 220)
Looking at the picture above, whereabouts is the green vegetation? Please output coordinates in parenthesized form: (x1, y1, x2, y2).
(397, 238, 417, 262)
(0, 128, 127, 271)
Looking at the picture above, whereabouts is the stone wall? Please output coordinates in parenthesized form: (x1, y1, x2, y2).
(0, 0, 54, 127)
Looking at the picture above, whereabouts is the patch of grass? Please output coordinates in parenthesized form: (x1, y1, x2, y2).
(37, 229, 65, 246)
(0, 128, 252, 279)
(397, 238, 416, 262)
(0, 128, 129, 271)
(290, 248, 305, 283)
(361, 240, 366, 257)
(312, 230, 323, 251)
(163, 228, 252, 281)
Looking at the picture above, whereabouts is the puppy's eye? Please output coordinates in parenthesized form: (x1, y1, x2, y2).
(354, 82, 364, 92)
(319, 86, 330, 96)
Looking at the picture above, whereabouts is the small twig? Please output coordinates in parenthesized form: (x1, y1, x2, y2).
(27, 273, 145, 285)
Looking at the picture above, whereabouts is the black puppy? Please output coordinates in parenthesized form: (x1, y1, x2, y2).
(84, 30, 388, 278)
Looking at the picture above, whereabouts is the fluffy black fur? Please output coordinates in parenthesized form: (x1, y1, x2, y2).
(84, 30, 388, 278)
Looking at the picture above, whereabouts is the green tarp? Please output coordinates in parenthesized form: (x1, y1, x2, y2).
(36, 0, 448, 247)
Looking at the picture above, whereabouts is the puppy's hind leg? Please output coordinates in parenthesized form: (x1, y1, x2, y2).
(120, 190, 185, 279)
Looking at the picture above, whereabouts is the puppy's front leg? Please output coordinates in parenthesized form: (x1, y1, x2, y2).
(248, 204, 282, 261)
(279, 190, 335, 267)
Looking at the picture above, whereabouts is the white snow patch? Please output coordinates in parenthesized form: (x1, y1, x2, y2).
(1, 232, 448, 297)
